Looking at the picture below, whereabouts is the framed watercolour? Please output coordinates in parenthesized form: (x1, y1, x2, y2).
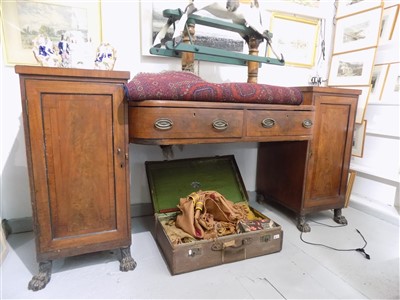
(345, 170, 356, 207)
(1, 1, 102, 66)
(384, 1, 400, 8)
(140, 1, 244, 57)
(328, 48, 376, 86)
(381, 62, 400, 100)
(269, 13, 319, 68)
(370, 64, 389, 102)
(333, 8, 382, 54)
(379, 5, 399, 44)
(336, 0, 383, 19)
(265, 0, 325, 19)
(352, 120, 367, 157)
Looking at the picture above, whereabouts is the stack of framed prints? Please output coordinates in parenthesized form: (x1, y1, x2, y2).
(328, 0, 384, 158)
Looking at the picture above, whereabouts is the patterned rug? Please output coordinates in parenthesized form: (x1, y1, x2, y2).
(126, 71, 303, 105)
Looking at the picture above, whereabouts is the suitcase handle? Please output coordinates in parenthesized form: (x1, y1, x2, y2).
(211, 238, 252, 251)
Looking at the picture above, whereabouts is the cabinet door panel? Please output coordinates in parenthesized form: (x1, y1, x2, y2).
(25, 80, 129, 256)
(42, 94, 116, 238)
(304, 95, 356, 208)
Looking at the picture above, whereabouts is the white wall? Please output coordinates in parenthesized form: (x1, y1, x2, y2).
(0, 1, 336, 219)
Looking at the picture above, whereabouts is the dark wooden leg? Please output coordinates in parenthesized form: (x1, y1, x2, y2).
(28, 260, 52, 291)
(119, 246, 137, 272)
(333, 208, 348, 225)
(255, 193, 265, 204)
(296, 214, 311, 232)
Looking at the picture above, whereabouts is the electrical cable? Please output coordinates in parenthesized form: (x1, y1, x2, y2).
(300, 219, 370, 260)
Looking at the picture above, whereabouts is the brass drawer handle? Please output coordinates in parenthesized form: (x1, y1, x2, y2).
(261, 118, 276, 128)
(302, 119, 313, 129)
(154, 118, 173, 130)
(212, 119, 228, 131)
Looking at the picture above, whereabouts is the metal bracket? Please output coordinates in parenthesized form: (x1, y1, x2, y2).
(150, 8, 284, 67)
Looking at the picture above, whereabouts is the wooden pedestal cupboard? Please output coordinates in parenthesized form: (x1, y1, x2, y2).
(15, 66, 136, 291)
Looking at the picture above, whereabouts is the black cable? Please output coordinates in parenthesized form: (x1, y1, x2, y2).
(300, 219, 370, 260)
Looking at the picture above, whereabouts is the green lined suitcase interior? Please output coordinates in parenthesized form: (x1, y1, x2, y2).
(145, 155, 248, 213)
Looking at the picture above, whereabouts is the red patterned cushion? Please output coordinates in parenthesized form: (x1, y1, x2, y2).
(127, 71, 303, 105)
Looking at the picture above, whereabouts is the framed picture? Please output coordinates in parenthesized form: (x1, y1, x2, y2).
(345, 170, 357, 207)
(269, 13, 319, 68)
(140, 1, 245, 57)
(333, 8, 382, 54)
(352, 120, 367, 157)
(336, 0, 383, 19)
(370, 64, 389, 102)
(328, 48, 376, 86)
(264, 0, 324, 19)
(381, 62, 400, 100)
(0, 223, 8, 264)
(390, 7, 400, 43)
(1, 1, 102, 66)
(380, 5, 400, 44)
(384, 1, 400, 8)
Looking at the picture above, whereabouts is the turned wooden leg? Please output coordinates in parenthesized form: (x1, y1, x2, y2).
(296, 214, 311, 232)
(119, 246, 137, 272)
(28, 260, 52, 291)
(333, 208, 348, 225)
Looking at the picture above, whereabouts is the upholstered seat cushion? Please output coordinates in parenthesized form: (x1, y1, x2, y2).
(126, 71, 303, 105)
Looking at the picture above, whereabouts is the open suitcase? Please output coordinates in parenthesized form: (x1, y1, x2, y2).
(145, 155, 283, 275)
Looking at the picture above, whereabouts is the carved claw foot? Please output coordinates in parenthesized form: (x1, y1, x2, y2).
(333, 209, 348, 225)
(119, 247, 137, 272)
(28, 260, 52, 291)
(296, 214, 311, 232)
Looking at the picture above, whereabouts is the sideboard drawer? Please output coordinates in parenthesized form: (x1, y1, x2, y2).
(246, 110, 314, 137)
(129, 107, 243, 139)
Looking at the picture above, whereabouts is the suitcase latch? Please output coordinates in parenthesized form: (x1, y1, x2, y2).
(260, 235, 271, 243)
(188, 248, 201, 257)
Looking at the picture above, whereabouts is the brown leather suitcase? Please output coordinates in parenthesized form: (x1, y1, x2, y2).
(145, 155, 283, 275)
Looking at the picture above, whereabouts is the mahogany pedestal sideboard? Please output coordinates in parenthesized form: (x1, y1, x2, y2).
(15, 66, 137, 291)
(128, 87, 360, 232)
(15, 66, 359, 290)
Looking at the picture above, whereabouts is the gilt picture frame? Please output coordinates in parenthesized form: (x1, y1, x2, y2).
(352, 120, 367, 157)
(345, 170, 356, 207)
(333, 8, 382, 54)
(269, 13, 319, 68)
(328, 48, 376, 86)
(369, 64, 389, 102)
(381, 62, 400, 100)
(336, 0, 383, 19)
(1, 1, 102, 66)
(379, 5, 399, 44)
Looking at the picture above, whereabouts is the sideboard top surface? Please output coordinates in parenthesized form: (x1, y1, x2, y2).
(15, 65, 130, 81)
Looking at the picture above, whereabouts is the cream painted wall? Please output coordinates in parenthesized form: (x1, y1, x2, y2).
(0, 1, 336, 219)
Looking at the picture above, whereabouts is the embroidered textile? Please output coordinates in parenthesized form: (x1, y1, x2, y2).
(127, 71, 303, 105)
(175, 190, 255, 240)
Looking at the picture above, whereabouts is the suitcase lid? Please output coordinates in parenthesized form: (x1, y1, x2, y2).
(145, 155, 249, 213)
